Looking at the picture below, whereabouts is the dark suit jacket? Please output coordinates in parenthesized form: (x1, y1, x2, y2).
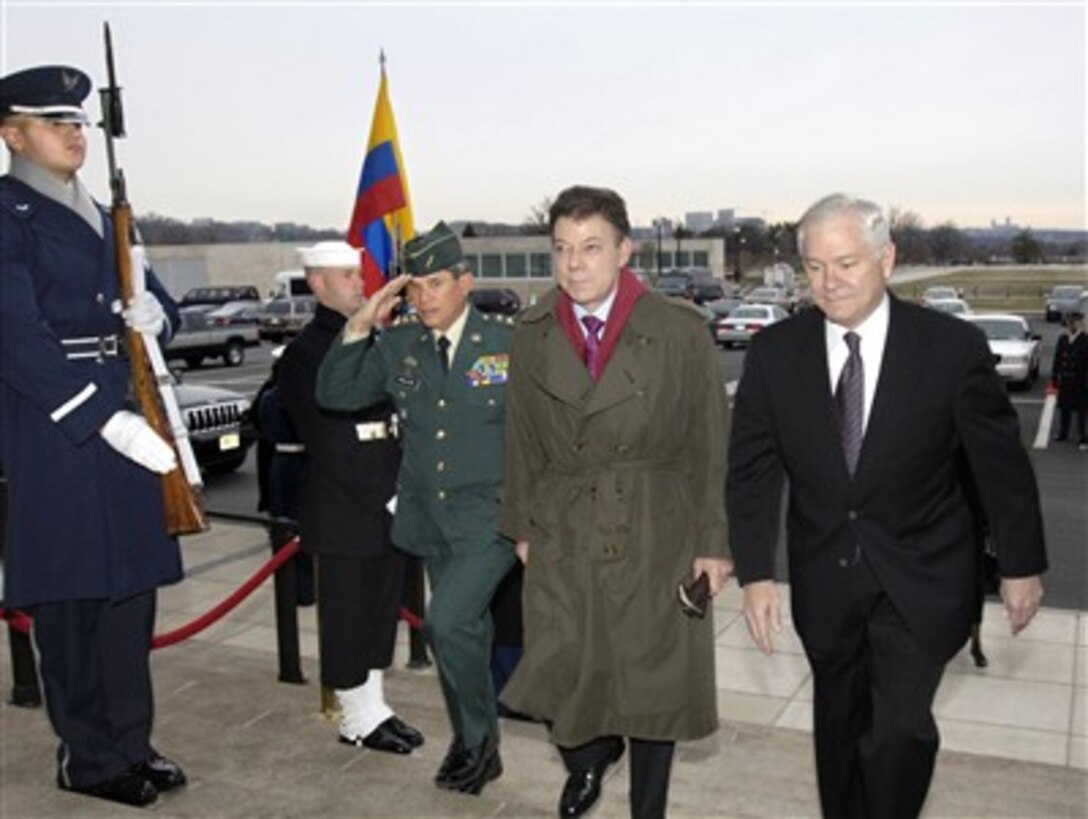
(277, 305, 400, 556)
(727, 295, 1047, 663)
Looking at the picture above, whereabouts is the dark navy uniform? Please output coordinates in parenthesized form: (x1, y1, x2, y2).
(0, 65, 183, 803)
(278, 304, 405, 689)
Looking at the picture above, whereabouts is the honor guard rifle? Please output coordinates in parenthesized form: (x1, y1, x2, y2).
(100, 22, 207, 535)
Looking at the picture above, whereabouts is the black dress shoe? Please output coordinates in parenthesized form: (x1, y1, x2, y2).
(59, 766, 158, 808)
(434, 736, 467, 787)
(444, 737, 502, 795)
(340, 721, 414, 754)
(386, 715, 424, 748)
(559, 740, 625, 818)
(142, 752, 187, 791)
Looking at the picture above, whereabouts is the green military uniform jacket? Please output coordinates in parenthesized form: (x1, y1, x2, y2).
(498, 288, 730, 746)
(317, 306, 515, 557)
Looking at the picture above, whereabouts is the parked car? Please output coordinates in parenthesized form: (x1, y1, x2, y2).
(655, 271, 695, 300)
(691, 280, 728, 305)
(743, 285, 793, 312)
(469, 287, 521, 316)
(257, 296, 316, 342)
(715, 303, 788, 348)
(166, 305, 261, 368)
(1044, 285, 1087, 322)
(179, 285, 261, 308)
(920, 285, 962, 306)
(961, 313, 1041, 388)
(926, 298, 972, 317)
(705, 296, 744, 319)
(173, 375, 256, 475)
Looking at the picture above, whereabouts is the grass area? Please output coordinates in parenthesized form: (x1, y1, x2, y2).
(890, 265, 1088, 311)
(740, 265, 1088, 313)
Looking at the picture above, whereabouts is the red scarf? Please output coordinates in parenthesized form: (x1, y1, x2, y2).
(556, 268, 646, 381)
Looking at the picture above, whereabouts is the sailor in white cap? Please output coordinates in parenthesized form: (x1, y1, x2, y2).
(276, 241, 425, 755)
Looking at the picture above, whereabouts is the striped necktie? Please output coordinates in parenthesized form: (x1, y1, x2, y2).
(581, 315, 604, 380)
(836, 331, 864, 476)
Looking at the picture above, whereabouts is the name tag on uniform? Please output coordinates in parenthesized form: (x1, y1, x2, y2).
(466, 353, 509, 387)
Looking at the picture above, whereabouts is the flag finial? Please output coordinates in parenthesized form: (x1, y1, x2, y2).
(379, 49, 386, 70)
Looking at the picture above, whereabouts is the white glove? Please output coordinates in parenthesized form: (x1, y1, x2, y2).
(122, 290, 167, 336)
(100, 410, 177, 474)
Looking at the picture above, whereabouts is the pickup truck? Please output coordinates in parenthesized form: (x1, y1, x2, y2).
(166, 305, 261, 368)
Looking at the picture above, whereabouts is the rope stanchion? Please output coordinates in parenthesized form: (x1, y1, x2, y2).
(2, 536, 426, 649)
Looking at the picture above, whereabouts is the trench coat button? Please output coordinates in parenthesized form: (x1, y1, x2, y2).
(437, 489, 447, 501)
(437, 398, 447, 409)
(614, 443, 630, 455)
(436, 429, 446, 441)
(437, 461, 446, 472)
(571, 441, 585, 453)
(603, 542, 619, 558)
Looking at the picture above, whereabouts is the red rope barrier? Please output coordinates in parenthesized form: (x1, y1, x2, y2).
(1, 537, 425, 647)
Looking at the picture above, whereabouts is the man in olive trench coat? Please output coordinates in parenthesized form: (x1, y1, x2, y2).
(498, 186, 733, 819)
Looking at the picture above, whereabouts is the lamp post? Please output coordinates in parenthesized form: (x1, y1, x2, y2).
(732, 226, 743, 280)
(653, 218, 668, 280)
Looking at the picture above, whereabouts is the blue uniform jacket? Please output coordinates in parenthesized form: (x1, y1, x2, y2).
(0, 175, 183, 607)
(316, 307, 514, 557)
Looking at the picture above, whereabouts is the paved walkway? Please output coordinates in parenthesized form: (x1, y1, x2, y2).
(2, 523, 1086, 817)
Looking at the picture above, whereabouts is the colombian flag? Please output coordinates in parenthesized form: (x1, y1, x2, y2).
(347, 60, 414, 296)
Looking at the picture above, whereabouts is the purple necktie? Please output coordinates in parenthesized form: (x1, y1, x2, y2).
(581, 315, 604, 379)
(836, 331, 864, 476)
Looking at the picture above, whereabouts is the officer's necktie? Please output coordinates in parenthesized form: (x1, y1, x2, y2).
(437, 335, 451, 374)
(581, 315, 604, 380)
(836, 331, 864, 476)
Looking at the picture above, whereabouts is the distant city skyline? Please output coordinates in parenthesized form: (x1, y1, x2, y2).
(3, 2, 1084, 232)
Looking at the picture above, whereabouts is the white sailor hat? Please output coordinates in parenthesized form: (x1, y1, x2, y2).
(297, 241, 363, 269)
(0, 65, 91, 125)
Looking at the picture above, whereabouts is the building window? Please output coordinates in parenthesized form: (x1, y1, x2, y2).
(530, 253, 552, 278)
(661, 252, 673, 269)
(480, 254, 503, 278)
(676, 251, 691, 268)
(505, 253, 527, 279)
(463, 254, 479, 275)
(693, 250, 709, 267)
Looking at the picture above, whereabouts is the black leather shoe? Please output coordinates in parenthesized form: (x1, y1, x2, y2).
(340, 721, 414, 755)
(559, 740, 625, 818)
(387, 715, 424, 748)
(142, 752, 187, 792)
(445, 737, 502, 795)
(434, 736, 467, 787)
(59, 766, 158, 807)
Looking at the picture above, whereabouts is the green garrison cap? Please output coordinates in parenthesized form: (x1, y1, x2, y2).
(404, 221, 465, 276)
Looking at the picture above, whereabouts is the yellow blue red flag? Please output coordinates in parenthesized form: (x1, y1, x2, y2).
(347, 57, 414, 296)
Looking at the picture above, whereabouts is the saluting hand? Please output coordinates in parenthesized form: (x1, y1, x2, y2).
(345, 274, 412, 337)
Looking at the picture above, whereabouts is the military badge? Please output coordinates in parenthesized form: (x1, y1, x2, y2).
(465, 353, 509, 387)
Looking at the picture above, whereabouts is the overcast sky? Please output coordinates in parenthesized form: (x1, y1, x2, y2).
(2, 1, 1084, 231)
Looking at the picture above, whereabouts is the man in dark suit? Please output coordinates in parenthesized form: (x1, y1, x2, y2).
(317, 223, 516, 796)
(277, 241, 423, 755)
(726, 194, 1047, 818)
(1051, 309, 1087, 449)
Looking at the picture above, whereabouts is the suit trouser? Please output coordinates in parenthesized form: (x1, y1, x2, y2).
(31, 591, 156, 788)
(560, 736, 675, 819)
(423, 545, 516, 748)
(806, 553, 945, 819)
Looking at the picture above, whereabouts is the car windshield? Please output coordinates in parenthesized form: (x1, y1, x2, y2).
(925, 287, 957, 299)
(971, 319, 1025, 340)
(729, 307, 767, 319)
(1053, 286, 1083, 298)
(264, 301, 291, 315)
(748, 288, 781, 299)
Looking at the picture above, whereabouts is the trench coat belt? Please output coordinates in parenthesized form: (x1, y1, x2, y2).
(356, 421, 396, 442)
(549, 456, 684, 478)
(60, 334, 128, 361)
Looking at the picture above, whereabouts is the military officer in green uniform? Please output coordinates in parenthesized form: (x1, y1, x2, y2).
(316, 222, 516, 797)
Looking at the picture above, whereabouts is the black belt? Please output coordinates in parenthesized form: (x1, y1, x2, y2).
(61, 334, 128, 361)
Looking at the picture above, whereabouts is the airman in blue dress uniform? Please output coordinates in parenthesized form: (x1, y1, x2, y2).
(317, 222, 516, 796)
(0, 65, 186, 808)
